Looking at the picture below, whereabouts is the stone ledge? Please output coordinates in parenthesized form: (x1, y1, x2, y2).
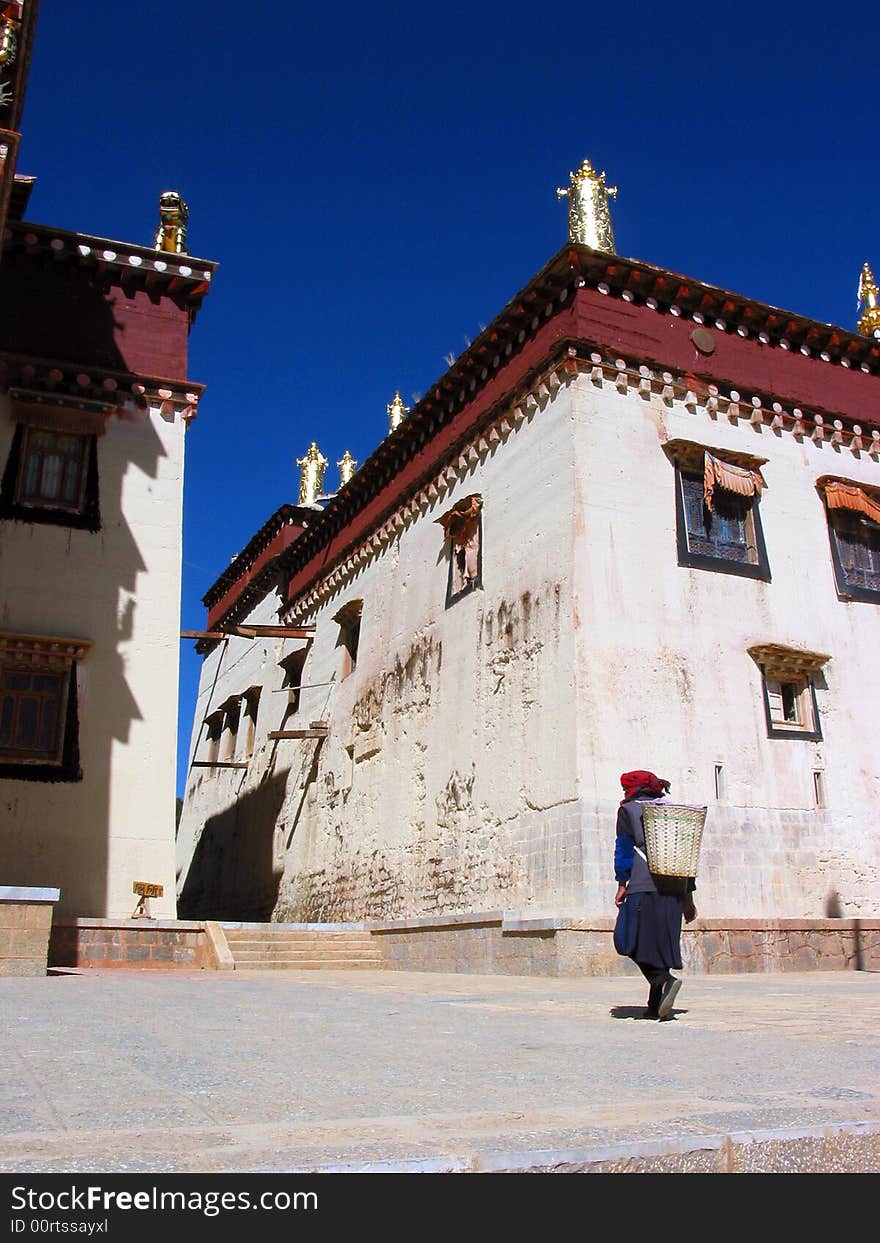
(221, 921, 370, 932)
(0, 886, 60, 904)
(53, 918, 204, 931)
(369, 911, 504, 934)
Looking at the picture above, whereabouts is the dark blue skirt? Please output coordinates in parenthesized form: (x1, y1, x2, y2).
(631, 891, 685, 970)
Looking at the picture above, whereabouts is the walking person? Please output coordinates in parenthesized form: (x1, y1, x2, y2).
(614, 770, 697, 1020)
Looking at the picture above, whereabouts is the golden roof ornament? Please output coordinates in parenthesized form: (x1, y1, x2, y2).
(337, 450, 357, 487)
(296, 442, 328, 506)
(154, 190, 189, 254)
(0, 14, 20, 67)
(387, 390, 410, 434)
(857, 261, 880, 337)
(556, 157, 617, 252)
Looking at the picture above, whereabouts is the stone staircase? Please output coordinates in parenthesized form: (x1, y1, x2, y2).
(221, 925, 385, 971)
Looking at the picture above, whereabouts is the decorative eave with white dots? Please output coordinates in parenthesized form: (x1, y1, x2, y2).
(2, 219, 217, 318)
(0, 359, 205, 424)
(186, 241, 880, 636)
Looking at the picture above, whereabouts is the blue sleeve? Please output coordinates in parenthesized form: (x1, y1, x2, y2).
(614, 806, 634, 883)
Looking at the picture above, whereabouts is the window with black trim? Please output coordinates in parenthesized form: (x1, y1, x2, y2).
(0, 634, 88, 782)
(821, 478, 880, 602)
(434, 493, 483, 606)
(1, 403, 103, 531)
(749, 644, 828, 742)
(670, 444, 769, 580)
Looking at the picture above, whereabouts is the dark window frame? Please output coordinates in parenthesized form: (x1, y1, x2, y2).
(825, 505, 880, 603)
(758, 665, 823, 743)
(0, 422, 101, 531)
(0, 660, 82, 783)
(674, 464, 770, 580)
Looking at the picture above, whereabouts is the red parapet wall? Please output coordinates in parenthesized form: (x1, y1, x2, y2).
(0, 262, 190, 380)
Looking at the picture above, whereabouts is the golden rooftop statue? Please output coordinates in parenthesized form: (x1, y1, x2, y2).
(857, 261, 880, 337)
(556, 157, 617, 252)
(154, 190, 189, 254)
(0, 13, 20, 66)
(297, 442, 328, 506)
(387, 390, 410, 433)
(337, 450, 357, 487)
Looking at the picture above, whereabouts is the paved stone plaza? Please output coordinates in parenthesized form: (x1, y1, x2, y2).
(1, 967, 879, 1173)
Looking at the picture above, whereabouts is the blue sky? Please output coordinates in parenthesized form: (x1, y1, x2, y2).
(17, 2, 880, 797)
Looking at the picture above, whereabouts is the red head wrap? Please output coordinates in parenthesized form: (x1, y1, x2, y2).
(620, 770, 670, 802)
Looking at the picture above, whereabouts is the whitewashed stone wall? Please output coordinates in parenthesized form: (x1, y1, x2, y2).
(571, 373, 880, 917)
(0, 396, 186, 918)
(177, 368, 880, 923)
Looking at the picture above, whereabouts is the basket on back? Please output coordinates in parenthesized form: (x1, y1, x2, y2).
(641, 803, 707, 877)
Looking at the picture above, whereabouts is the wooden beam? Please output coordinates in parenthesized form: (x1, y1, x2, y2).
(190, 760, 250, 769)
(268, 727, 329, 740)
(234, 625, 316, 638)
(181, 625, 315, 640)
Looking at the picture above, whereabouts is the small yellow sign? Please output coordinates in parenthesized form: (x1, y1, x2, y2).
(133, 881, 164, 898)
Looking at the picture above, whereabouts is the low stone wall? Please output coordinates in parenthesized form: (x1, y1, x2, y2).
(49, 919, 211, 969)
(368, 913, 880, 977)
(43, 912, 880, 976)
(0, 887, 60, 977)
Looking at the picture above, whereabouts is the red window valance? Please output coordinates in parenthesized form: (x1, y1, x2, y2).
(704, 452, 765, 513)
(823, 480, 880, 526)
(434, 494, 482, 547)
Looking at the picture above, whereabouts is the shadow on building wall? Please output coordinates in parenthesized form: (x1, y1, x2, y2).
(0, 259, 171, 917)
(177, 769, 290, 921)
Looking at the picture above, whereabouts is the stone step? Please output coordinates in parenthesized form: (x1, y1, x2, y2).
(225, 932, 373, 942)
(233, 958, 384, 970)
(226, 936, 374, 946)
(231, 947, 382, 960)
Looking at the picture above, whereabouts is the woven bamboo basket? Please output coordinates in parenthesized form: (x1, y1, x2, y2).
(641, 803, 707, 877)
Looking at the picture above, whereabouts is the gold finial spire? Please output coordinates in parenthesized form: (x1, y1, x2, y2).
(387, 390, 410, 434)
(337, 450, 357, 487)
(556, 157, 617, 252)
(296, 442, 328, 505)
(857, 262, 880, 337)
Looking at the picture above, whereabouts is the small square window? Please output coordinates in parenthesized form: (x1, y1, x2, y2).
(749, 644, 827, 743)
(766, 676, 814, 732)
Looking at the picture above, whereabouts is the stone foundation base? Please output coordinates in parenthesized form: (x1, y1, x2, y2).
(43, 912, 880, 976)
(368, 912, 880, 977)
